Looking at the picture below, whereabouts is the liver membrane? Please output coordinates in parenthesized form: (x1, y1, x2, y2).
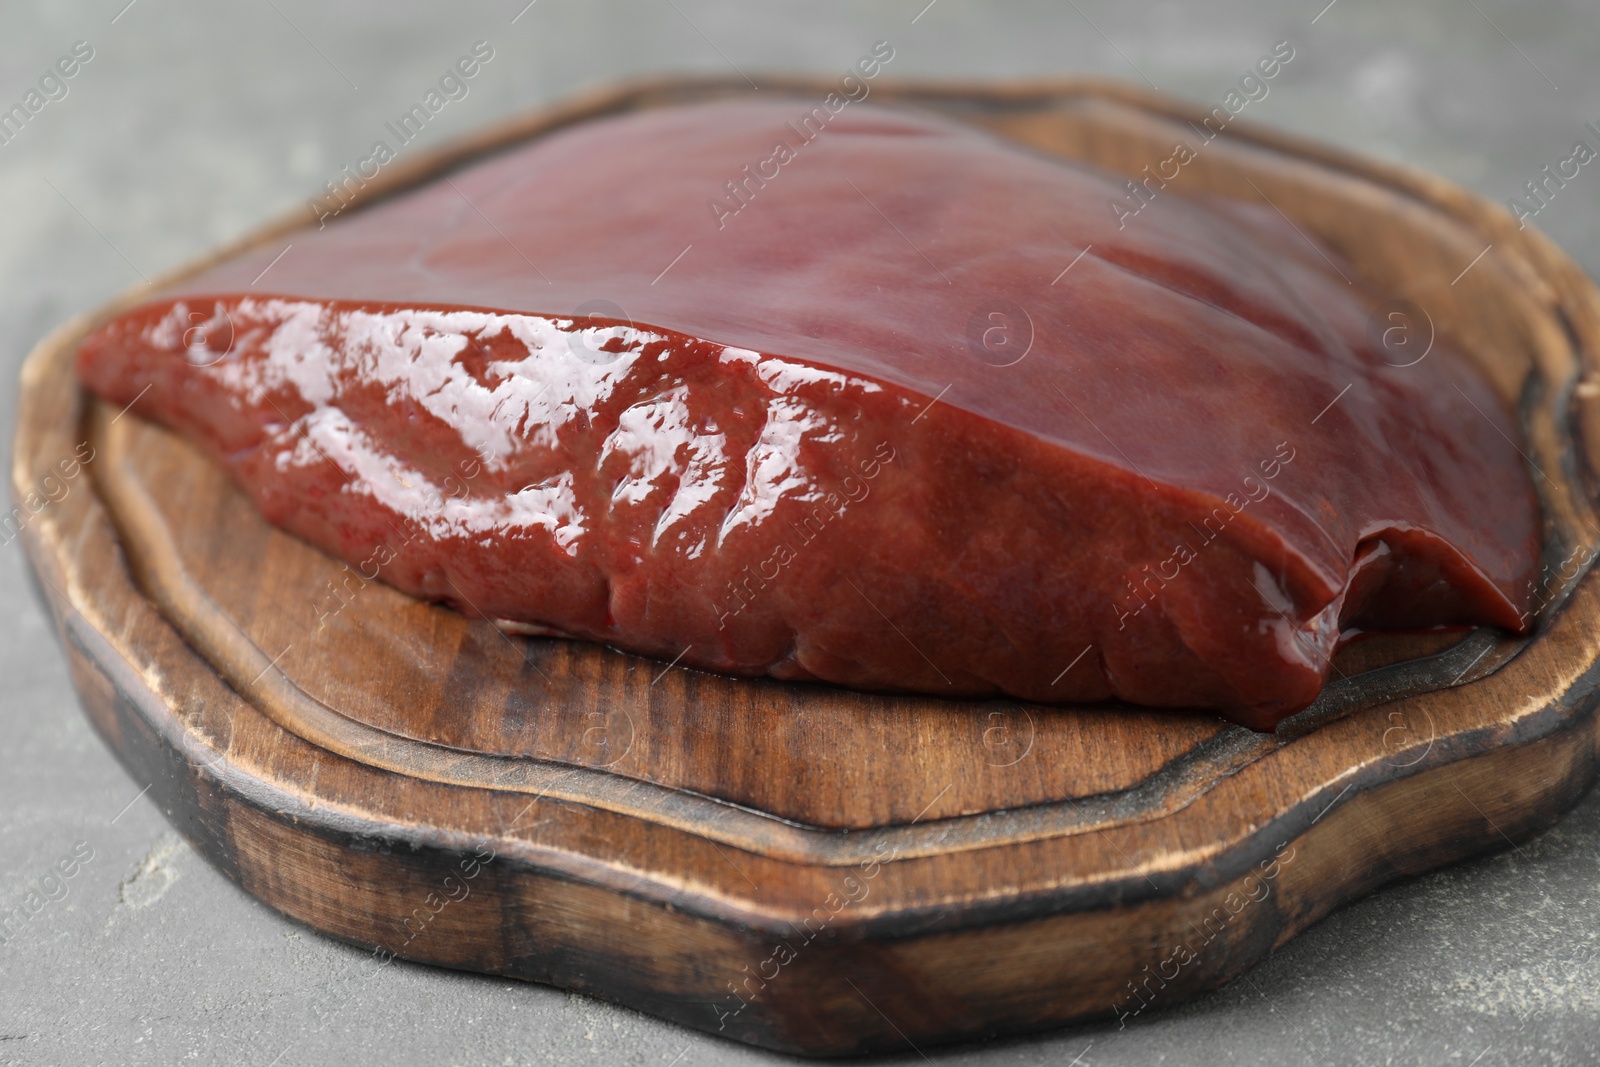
(75, 99, 1539, 729)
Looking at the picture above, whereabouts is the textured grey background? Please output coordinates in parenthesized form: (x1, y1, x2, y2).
(3, 1, 1599, 1064)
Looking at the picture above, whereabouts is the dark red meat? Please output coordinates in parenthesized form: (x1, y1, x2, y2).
(76, 100, 1540, 728)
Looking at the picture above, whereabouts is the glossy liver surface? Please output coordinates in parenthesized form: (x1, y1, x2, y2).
(77, 100, 1540, 728)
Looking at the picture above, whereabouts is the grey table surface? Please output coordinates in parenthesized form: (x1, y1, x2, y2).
(2, 1, 1599, 1064)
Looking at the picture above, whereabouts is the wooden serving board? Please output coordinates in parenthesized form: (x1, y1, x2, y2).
(15, 78, 1600, 1056)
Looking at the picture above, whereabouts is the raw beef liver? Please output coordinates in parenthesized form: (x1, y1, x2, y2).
(76, 100, 1540, 728)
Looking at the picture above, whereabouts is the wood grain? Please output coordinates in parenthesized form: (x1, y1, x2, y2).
(13, 77, 1600, 1055)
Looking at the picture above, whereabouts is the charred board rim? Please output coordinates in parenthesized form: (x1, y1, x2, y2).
(14, 76, 1600, 1055)
(34, 567, 1600, 1057)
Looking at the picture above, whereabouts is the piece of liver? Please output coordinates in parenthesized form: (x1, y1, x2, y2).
(75, 99, 1539, 729)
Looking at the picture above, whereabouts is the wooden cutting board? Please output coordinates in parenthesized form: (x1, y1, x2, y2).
(14, 77, 1600, 1056)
